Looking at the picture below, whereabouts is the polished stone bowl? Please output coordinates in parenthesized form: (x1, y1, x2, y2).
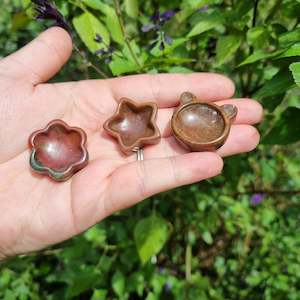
(103, 98, 161, 154)
(171, 92, 237, 152)
(29, 120, 89, 181)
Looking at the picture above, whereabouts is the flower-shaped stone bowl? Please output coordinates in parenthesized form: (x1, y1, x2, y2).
(171, 92, 237, 152)
(104, 98, 161, 154)
(29, 120, 89, 182)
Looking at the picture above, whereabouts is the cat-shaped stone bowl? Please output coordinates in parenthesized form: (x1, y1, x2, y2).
(171, 92, 237, 152)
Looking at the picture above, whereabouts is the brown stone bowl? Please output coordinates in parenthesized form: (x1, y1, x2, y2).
(29, 120, 89, 182)
(104, 98, 161, 154)
(171, 92, 237, 152)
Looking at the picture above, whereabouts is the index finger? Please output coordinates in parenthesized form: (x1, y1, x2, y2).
(107, 73, 235, 108)
(1, 27, 72, 85)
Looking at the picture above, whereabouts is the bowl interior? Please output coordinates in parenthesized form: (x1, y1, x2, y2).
(110, 104, 156, 147)
(175, 103, 226, 143)
(34, 124, 84, 172)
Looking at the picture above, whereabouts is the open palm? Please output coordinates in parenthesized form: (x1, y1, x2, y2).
(0, 28, 262, 259)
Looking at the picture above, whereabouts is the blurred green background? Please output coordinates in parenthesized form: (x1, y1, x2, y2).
(0, 0, 300, 299)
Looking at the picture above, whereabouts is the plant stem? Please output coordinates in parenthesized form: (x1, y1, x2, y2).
(66, 0, 109, 78)
(244, 0, 260, 96)
(252, 0, 260, 28)
(185, 244, 192, 281)
(237, 231, 253, 271)
(73, 45, 108, 78)
(265, 0, 282, 24)
(113, 0, 142, 69)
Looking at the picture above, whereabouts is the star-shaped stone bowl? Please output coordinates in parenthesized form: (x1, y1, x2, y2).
(29, 120, 89, 182)
(104, 98, 161, 154)
(171, 92, 237, 152)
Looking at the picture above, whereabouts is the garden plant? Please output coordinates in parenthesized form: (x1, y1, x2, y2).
(0, 0, 299, 299)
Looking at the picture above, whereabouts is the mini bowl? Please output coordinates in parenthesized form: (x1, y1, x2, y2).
(171, 92, 237, 152)
(29, 120, 89, 181)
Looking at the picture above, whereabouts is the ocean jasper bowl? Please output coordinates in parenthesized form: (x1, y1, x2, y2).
(29, 120, 89, 182)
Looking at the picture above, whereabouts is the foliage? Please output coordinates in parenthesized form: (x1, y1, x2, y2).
(0, 0, 300, 299)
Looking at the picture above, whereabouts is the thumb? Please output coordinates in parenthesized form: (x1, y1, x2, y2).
(1, 27, 72, 85)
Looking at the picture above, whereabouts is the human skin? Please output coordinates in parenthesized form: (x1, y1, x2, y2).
(0, 28, 262, 260)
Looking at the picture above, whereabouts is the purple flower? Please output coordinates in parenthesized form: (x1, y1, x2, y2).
(94, 34, 103, 43)
(251, 194, 265, 206)
(198, 5, 209, 13)
(160, 8, 180, 21)
(104, 57, 112, 64)
(94, 35, 114, 64)
(158, 34, 173, 50)
(164, 281, 173, 292)
(150, 11, 160, 22)
(95, 48, 106, 56)
(141, 8, 180, 50)
(164, 35, 173, 45)
(141, 24, 158, 33)
(31, 0, 70, 32)
(148, 8, 180, 27)
(159, 41, 165, 51)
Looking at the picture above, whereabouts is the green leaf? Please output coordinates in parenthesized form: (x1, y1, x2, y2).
(224, 1, 253, 29)
(125, 0, 139, 18)
(110, 54, 145, 76)
(262, 94, 285, 112)
(178, 0, 210, 22)
(150, 38, 187, 57)
(255, 69, 295, 99)
(11, 12, 30, 32)
(122, 40, 142, 61)
(4, 289, 15, 300)
(278, 43, 300, 58)
(289, 62, 300, 87)
(263, 107, 300, 145)
(73, 12, 110, 53)
(238, 49, 284, 67)
(279, 28, 300, 47)
(84, 225, 106, 246)
(82, 0, 103, 10)
(202, 231, 213, 245)
(145, 292, 158, 300)
(109, 40, 146, 74)
(101, 4, 124, 45)
(247, 26, 269, 49)
(91, 289, 108, 300)
(82, 0, 124, 45)
(215, 35, 242, 65)
(112, 270, 125, 297)
(246, 271, 263, 287)
(22, 0, 31, 8)
(65, 269, 100, 298)
(134, 214, 169, 264)
(188, 12, 223, 38)
(260, 208, 277, 227)
(168, 66, 193, 73)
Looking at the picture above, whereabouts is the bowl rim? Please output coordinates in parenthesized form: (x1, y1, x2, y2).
(171, 102, 231, 147)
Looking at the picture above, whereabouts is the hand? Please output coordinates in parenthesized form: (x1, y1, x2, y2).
(0, 28, 262, 259)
